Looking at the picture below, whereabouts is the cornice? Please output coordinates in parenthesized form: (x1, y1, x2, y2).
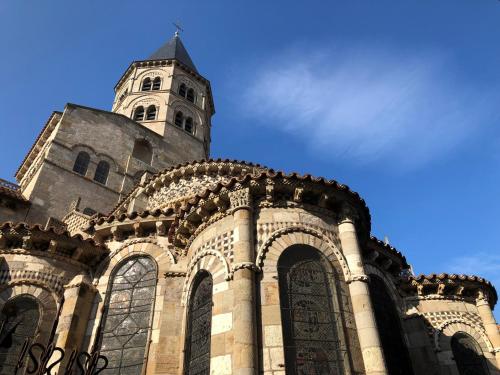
(400, 273, 497, 308)
(171, 171, 371, 251)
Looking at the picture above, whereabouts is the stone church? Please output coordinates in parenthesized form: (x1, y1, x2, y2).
(0, 33, 498, 375)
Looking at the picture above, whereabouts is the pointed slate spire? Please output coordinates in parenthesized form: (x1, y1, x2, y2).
(148, 33, 198, 72)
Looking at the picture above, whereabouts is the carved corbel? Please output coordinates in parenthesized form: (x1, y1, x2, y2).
(213, 196, 228, 212)
(367, 250, 379, 262)
(381, 258, 393, 270)
(318, 193, 330, 208)
(0, 234, 7, 249)
(293, 187, 304, 203)
(156, 221, 167, 236)
(265, 181, 275, 202)
(22, 236, 33, 250)
(133, 222, 144, 237)
(110, 226, 123, 241)
(437, 283, 446, 295)
(48, 239, 58, 253)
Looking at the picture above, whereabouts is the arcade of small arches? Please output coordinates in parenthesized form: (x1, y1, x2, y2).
(0, 231, 495, 375)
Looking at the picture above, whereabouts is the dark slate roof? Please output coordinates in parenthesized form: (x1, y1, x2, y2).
(148, 35, 197, 72)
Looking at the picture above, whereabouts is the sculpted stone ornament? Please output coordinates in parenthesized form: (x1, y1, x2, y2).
(229, 188, 252, 211)
(338, 202, 359, 224)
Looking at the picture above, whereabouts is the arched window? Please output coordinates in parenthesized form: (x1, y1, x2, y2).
(186, 88, 195, 103)
(179, 83, 187, 97)
(278, 245, 346, 374)
(132, 139, 153, 165)
(174, 111, 183, 127)
(73, 151, 90, 176)
(368, 275, 414, 375)
(152, 77, 161, 90)
(146, 105, 157, 121)
(451, 332, 490, 375)
(94, 160, 110, 184)
(141, 77, 152, 91)
(0, 295, 40, 374)
(184, 117, 194, 134)
(133, 106, 145, 121)
(99, 257, 157, 375)
(184, 271, 213, 375)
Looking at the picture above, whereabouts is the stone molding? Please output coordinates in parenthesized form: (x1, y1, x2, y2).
(94, 237, 174, 280)
(255, 225, 352, 282)
(230, 262, 260, 276)
(164, 271, 187, 278)
(186, 249, 231, 281)
(229, 188, 252, 212)
(0, 269, 68, 296)
(347, 274, 370, 284)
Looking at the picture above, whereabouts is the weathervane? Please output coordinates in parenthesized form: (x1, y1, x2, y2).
(173, 21, 184, 37)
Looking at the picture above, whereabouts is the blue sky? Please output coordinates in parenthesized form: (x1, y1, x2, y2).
(1, 1, 499, 315)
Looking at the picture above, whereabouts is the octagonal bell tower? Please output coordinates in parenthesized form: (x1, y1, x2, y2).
(112, 32, 214, 159)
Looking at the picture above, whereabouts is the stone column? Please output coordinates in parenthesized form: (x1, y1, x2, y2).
(338, 207, 388, 375)
(55, 275, 97, 374)
(229, 188, 258, 375)
(476, 291, 500, 367)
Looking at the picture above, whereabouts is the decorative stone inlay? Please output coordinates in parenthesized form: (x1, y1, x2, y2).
(148, 174, 221, 209)
(0, 269, 69, 295)
(256, 220, 339, 250)
(256, 225, 351, 281)
(193, 230, 234, 262)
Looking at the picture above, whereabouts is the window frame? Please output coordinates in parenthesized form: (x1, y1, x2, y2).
(73, 151, 90, 176)
(93, 160, 110, 185)
(141, 77, 152, 91)
(96, 256, 158, 375)
(133, 106, 145, 121)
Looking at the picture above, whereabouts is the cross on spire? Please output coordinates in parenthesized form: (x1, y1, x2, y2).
(172, 21, 184, 37)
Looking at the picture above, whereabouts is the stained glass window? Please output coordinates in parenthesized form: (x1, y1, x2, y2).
(451, 332, 490, 375)
(278, 245, 346, 375)
(99, 257, 156, 375)
(368, 275, 414, 375)
(184, 271, 213, 375)
(0, 295, 40, 374)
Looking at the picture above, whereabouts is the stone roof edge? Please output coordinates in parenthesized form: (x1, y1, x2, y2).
(171, 171, 371, 248)
(0, 221, 105, 250)
(87, 207, 176, 231)
(15, 111, 62, 180)
(108, 158, 269, 216)
(368, 236, 410, 269)
(402, 272, 498, 307)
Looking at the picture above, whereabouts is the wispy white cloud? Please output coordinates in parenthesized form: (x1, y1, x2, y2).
(238, 44, 495, 168)
(447, 252, 500, 287)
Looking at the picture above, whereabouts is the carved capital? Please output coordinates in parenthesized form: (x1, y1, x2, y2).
(229, 188, 252, 212)
(338, 203, 359, 224)
(232, 262, 260, 274)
